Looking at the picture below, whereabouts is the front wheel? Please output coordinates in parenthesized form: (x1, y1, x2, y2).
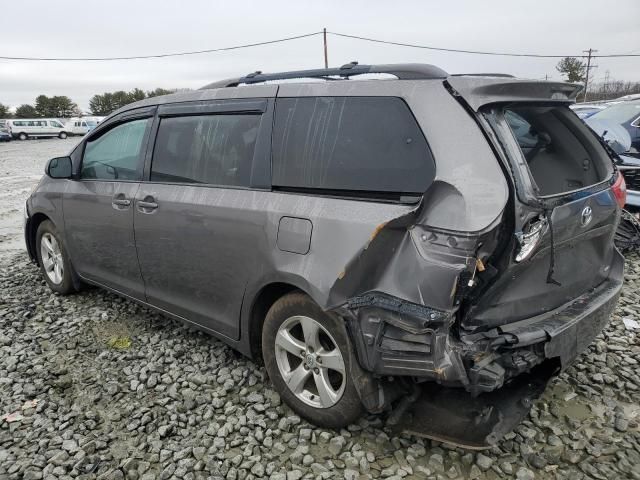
(262, 292, 363, 429)
(58, 132, 68, 139)
(36, 220, 75, 294)
(18, 132, 28, 140)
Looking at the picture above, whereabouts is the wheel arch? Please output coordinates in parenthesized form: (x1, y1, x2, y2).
(246, 282, 307, 361)
(26, 212, 53, 264)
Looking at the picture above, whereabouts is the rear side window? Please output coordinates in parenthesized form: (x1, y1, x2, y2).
(272, 97, 435, 194)
(151, 114, 260, 186)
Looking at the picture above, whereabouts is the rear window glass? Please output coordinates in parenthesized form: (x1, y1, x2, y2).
(151, 114, 260, 186)
(504, 105, 611, 195)
(272, 97, 435, 194)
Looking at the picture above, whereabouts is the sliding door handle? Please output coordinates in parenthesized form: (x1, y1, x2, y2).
(137, 201, 158, 209)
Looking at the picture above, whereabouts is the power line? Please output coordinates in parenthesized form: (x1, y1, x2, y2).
(1, 29, 639, 62)
(328, 31, 640, 58)
(0, 32, 323, 61)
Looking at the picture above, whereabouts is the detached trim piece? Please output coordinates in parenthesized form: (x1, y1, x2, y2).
(339, 292, 463, 381)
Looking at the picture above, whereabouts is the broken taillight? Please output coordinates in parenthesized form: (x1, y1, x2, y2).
(612, 171, 627, 209)
(515, 216, 548, 262)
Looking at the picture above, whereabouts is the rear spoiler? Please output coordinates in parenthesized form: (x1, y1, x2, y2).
(446, 76, 583, 111)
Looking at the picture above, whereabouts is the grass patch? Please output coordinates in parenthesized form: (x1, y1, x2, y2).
(107, 336, 132, 350)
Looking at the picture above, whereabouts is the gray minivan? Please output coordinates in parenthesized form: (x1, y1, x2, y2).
(24, 63, 626, 447)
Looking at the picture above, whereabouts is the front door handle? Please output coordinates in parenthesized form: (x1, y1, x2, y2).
(112, 194, 131, 210)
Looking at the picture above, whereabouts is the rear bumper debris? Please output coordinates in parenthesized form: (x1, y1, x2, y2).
(389, 363, 555, 449)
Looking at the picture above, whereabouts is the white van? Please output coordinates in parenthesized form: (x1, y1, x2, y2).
(6, 119, 70, 140)
(65, 117, 103, 136)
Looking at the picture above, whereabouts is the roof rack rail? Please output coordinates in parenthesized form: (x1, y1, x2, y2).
(450, 73, 515, 78)
(200, 62, 448, 89)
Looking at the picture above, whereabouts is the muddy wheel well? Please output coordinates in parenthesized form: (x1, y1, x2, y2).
(28, 213, 51, 263)
(248, 282, 300, 361)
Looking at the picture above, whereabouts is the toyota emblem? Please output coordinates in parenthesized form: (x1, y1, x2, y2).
(581, 206, 593, 226)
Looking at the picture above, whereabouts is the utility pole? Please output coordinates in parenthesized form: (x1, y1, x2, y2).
(323, 28, 328, 68)
(583, 48, 598, 102)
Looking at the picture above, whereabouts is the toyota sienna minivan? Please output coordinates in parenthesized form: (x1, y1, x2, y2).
(24, 63, 626, 447)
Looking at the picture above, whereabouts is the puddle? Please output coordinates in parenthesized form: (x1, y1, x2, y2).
(545, 382, 593, 421)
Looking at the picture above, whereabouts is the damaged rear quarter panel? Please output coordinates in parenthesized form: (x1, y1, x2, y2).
(241, 80, 511, 384)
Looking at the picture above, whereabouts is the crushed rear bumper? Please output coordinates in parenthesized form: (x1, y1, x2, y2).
(390, 363, 554, 449)
(342, 250, 623, 447)
(465, 248, 624, 372)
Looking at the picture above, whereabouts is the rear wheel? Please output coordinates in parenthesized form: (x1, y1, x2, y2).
(58, 132, 68, 139)
(18, 132, 28, 140)
(262, 292, 363, 428)
(36, 220, 75, 294)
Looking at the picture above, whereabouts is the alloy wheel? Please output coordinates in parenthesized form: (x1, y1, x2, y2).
(274, 315, 346, 409)
(40, 233, 64, 284)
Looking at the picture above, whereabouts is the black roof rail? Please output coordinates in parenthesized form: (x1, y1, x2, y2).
(200, 62, 448, 90)
(450, 73, 515, 78)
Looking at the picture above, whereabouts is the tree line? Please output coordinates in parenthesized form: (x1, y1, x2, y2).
(0, 95, 80, 119)
(0, 87, 177, 119)
(556, 57, 640, 102)
(88, 88, 176, 115)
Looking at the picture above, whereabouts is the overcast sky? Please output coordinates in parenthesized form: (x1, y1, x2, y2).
(1, 0, 639, 111)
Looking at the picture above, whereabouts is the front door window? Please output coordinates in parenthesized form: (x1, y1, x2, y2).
(81, 118, 150, 181)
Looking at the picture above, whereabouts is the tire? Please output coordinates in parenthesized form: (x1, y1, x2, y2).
(262, 292, 363, 428)
(35, 220, 75, 295)
(58, 132, 68, 139)
(18, 132, 28, 140)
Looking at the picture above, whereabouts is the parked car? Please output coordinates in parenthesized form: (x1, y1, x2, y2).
(6, 118, 71, 140)
(587, 99, 640, 156)
(617, 153, 640, 210)
(0, 126, 11, 142)
(24, 64, 625, 448)
(570, 103, 609, 119)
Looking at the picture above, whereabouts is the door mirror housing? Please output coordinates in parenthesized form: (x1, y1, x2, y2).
(46, 156, 73, 179)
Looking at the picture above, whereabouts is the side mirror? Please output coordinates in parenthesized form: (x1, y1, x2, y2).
(46, 156, 73, 179)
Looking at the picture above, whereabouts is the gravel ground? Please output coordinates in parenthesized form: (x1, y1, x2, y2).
(1, 140, 640, 480)
(0, 138, 79, 252)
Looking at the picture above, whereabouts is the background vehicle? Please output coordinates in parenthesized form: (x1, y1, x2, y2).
(0, 127, 11, 142)
(65, 116, 103, 135)
(6, 118, 70, 140)
(570, 103, 609, 119)
(587, 99, 640, 155)
(24, 64, 624, 448)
